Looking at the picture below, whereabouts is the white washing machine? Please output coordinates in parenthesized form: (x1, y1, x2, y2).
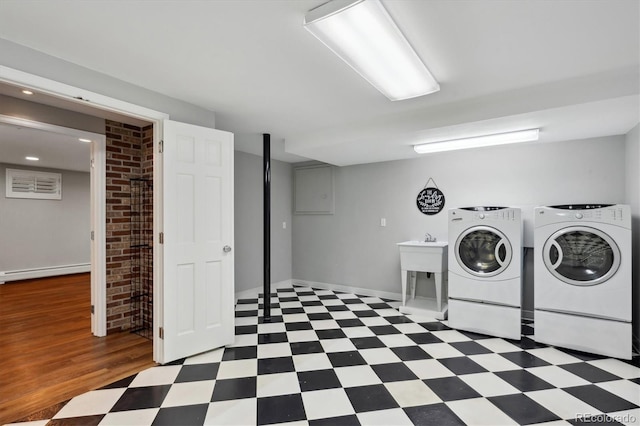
(534, 204, 632, 359)
(448, 207, 523, 339)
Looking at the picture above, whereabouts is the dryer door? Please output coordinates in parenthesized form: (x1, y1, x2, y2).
(455, 226, 512, 277)
(543, 226, 621, 286)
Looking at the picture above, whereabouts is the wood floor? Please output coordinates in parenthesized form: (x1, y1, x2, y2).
(0, 273, 155, 424)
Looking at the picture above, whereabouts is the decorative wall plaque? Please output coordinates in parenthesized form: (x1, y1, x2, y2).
(416, 178, 445, 215)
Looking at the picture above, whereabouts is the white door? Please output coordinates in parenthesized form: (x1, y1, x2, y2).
(161, 120, 234, 363)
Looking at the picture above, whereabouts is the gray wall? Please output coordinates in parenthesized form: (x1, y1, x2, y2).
(292, 136, 627, 315)
(0, 163, 90, 271)
(234, 151, 292, 293)
(625, 124, 639, 348)
(0, 39, 216, 128)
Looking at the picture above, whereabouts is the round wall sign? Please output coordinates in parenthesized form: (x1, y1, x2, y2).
(416, 187, 445, 215)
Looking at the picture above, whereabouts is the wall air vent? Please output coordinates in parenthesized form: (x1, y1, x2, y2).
(6, 168, 62, 200)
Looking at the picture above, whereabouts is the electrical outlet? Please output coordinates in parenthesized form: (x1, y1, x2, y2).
(380, 218, 386, 227)
(282, 222, 287, 229)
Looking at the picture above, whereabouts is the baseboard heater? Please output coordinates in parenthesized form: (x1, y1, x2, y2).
(0, 263, 91, 283)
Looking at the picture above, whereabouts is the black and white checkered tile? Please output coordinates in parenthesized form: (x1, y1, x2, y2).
(10, 286, 640, 425)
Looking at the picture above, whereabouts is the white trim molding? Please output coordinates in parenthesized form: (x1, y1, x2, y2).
(238, 279, 539, 325)
(0, 66, 170, 122)
(291, 279, 402, 302)
(0, 263, 91, 283)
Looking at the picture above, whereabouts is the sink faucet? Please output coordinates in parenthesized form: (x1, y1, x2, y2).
(424, 233, 436, 242)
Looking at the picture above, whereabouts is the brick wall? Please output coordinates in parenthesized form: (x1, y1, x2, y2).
(105, 120, 151, 333)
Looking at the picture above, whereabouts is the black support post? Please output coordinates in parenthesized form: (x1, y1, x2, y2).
(263, 133, 271, 321)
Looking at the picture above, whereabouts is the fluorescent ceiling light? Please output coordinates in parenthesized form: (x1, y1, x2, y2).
(413, 129, 540, 154)
(25, 156, 39, 161)
(79, 138, 92, 143)
(304, 0, 439, 101)
(21, 89, 33, 95)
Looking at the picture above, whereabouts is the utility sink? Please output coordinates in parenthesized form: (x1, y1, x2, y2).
(397, 240, 448, 248)
(397, 240, 448, 320)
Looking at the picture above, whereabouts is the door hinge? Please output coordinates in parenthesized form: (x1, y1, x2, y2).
(159, 232, 164, 244)
(90, 158, 95, 168)
(159, 139, 164, 153)
(90, 230, 94, 241)
(159, 327, 164, 339)
(91, 305, 95, 314)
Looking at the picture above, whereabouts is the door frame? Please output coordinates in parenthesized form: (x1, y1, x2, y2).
(0, 114, 107, 335)
(0, 66, 170, 361)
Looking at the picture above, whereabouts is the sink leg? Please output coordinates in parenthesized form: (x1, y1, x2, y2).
(410, 271, 417, 300)
(435, 272, 443, 312)
(401, 269, 407, 306)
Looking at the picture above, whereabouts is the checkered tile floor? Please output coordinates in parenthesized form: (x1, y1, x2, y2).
(10, 286, 640, 425)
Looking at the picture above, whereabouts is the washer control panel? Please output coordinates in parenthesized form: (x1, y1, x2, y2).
(472, 209, 516, 221)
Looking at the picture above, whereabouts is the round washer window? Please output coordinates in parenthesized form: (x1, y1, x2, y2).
(455, 226, 512, 277)
(543, 226, 620, 286)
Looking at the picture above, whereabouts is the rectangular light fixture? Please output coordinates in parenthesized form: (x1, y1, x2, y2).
(304, 0, 439, 101)
(413, 129, 540, 154)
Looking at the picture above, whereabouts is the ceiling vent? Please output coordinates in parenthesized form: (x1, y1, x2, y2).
(5, 168, 62, 200)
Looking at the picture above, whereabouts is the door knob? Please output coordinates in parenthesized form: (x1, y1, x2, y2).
(223, 245, 232, 253)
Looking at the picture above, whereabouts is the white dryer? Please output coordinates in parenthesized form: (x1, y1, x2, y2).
(534, 204, 632, 359)
(448, 207, 523, 339)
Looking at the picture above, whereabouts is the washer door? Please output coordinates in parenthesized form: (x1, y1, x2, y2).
(455, 226, 512, 277)
(543, 226, 621, 286)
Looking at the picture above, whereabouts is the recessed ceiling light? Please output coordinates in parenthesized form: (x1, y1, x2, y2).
(25, 156, 39, 161)
(22, 89, 33, 95)
(79, 138, 92, 143)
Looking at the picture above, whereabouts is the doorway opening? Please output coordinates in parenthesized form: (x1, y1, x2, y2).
(1, 63, 237, 370)
(0, 74, 162, 422)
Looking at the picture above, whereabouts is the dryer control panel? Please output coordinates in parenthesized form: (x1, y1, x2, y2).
(535, 204, 630, 228)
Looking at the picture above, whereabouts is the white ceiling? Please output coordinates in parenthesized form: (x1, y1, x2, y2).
(0, 0, 638, 167)
(0, 121, 92, 172)
(0, 80, 149, 172)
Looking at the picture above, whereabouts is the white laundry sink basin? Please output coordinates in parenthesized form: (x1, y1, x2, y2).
(396, 240, 449, 319)
(397, 240, 448, 248)
(396, 241, 448, 272)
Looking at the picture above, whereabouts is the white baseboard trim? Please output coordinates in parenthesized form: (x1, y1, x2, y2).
(235, 279, 293, 303)
(291, 279, 402, 302)
(235, 278, 538, 325)
(0, 263, 91, 284)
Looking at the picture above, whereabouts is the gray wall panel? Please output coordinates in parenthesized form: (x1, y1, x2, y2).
(292, 136, 627, 309)
(0, 163, 90, 271)
(234, 151, 292, 292)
